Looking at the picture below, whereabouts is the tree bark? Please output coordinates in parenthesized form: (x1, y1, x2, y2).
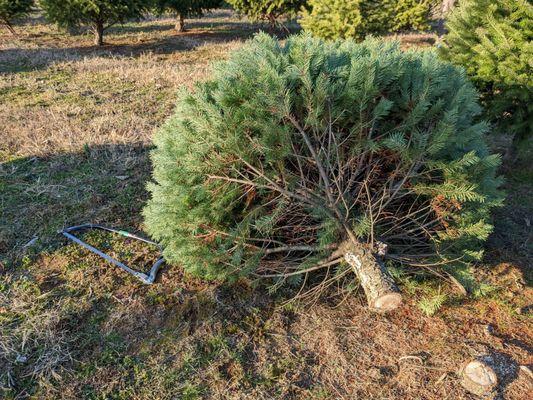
(436, 0, 456, 36)
(2, 18, 16, 35)
(94, 21, 104, 46)
(175, 14, 185, 32)
(508, 130, 529, 164)
(343, 241, 402, 312)
(442, 0, 456, 15)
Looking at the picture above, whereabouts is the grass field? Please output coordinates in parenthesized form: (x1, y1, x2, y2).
(1, 9, 532, 400)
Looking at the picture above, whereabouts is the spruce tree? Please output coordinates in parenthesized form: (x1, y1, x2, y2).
(227, 0, 306, 26)
(300, 0, 432, 40)
(41, 0, 149, 46)
(440, 0, 532, 153)
(0, 0, 34, 35)
(153, 0, 222, 32)
(144, 34, 503, 310)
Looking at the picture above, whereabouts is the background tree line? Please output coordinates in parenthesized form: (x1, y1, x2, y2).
(2, 1, 449, 44)
(1, 0, 530, 155)
(1, 0, 226, 44)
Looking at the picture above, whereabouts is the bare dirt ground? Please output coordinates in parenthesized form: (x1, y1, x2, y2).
(1, 9, 531, 400)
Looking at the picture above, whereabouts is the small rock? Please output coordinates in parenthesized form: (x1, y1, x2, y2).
(15, 355, 27, 363)
(461, 359, 498, 396)
(115, 175, 129, 180)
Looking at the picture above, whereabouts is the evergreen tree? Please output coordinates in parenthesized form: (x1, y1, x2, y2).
(153, 0, 222, 32)
(40, 0, 149, 46)
(300, 0, 433, 40)
(227, 0, 306, 26)
(392, 0, 434, 31)
(0, 0, 34, 35)
(144, 34, 503, 310)
(440, 0, 533, 153)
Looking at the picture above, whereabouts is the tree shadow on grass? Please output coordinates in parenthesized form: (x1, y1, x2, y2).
(0, 141, 305, 398)
(484, 158, 533, 286)
(0, 15, 299, 74)
(0, 142, 152, 266)
(2, 146, 531, 399)
(108, 17, 265, 36)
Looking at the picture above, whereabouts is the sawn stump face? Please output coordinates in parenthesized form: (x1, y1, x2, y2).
(344, 243, 402, 312)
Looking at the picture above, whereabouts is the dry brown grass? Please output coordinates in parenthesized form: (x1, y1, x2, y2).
(0, 10, 254, 260)
(0, 14, 249, 158)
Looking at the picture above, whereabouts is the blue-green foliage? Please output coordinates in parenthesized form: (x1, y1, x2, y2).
(144, 34, 503, 283)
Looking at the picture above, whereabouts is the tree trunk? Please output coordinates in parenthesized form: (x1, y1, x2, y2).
(94, 21, 104, 46)
(266, 14, 277, 33)
(442, 0, 456, 15)
(343, 241, 402, 312)
(2, 18, 16, 35)
(175, 14, 185, 32)
(436, 0, 456, 36)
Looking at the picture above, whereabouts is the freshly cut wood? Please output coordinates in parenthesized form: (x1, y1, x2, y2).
(461, 359, 498, 396)
(344, 241, 402, 312)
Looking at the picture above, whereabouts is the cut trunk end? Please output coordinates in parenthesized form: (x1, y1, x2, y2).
(461, 359, 498, 396)
(373, 292, 403, 311)
(344, 244, 402, 312)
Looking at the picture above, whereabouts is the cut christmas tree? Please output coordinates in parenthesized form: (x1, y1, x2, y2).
(144, 34, 503, 311)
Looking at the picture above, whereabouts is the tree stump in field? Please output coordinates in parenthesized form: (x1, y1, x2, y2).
(460, 351, 520, 397)
(461, 359, 498, 396)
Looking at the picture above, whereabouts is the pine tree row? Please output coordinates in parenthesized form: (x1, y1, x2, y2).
(1, 0, 224, 45)
(2, 1, 437, 45)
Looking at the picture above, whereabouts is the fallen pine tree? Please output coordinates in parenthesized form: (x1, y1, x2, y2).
(144, 34, 503, 311)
